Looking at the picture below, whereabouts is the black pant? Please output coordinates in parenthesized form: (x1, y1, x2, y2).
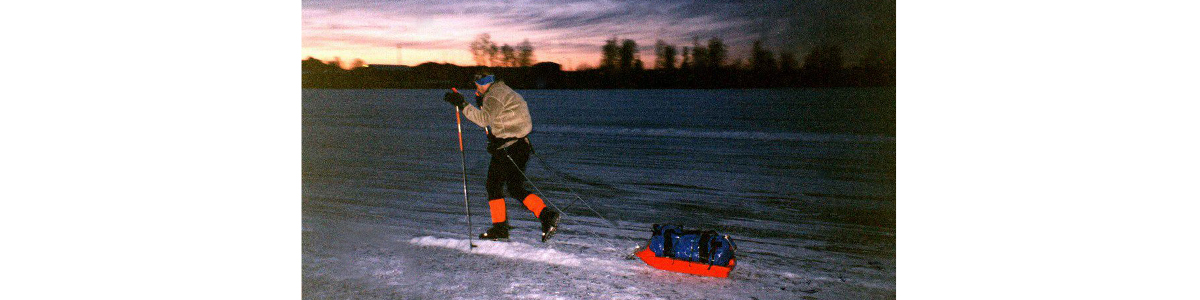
(486, 138, 532, 200)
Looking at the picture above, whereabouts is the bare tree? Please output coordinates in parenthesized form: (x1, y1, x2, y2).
(749, 40, 777, 72)
(500, 44, 516, 67)
(690, 37, 708, 69)
(600, 37, 619, 70)
(680, 46, 691, 70)
(517, 39, 535, 67)
(487, 43, 500, 67)
(706, 37, 727, 69)
(654, 40, 677, 70)
(779, 51, 798, 73)
(618, 39, 638, 71)
(801, 44, 845, 86)
(469, 33, 498, 66)
(803, 44, 844, 71)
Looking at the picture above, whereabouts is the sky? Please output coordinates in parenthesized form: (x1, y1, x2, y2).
(301, 0, 894, 70)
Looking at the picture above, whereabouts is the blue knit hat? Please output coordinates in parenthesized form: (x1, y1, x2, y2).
(474, 74, 495, 86)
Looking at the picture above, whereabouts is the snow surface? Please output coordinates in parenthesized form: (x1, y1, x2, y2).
(303, 89, 896, 299)
(409, 236, 583, 267)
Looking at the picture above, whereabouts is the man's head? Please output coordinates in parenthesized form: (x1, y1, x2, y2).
(474, 72, 495, 95)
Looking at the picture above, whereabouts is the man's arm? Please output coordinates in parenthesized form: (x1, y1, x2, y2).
(461, 95, 497, 128)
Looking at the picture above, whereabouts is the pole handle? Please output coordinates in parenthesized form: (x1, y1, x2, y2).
(452, 88, 464, 151)
(456, 109, 464, 151)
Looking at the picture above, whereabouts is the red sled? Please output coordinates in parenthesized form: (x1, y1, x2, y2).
(634, 246, 736, 278)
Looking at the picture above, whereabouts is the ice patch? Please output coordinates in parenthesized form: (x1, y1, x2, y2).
(409, 236, 582, 267)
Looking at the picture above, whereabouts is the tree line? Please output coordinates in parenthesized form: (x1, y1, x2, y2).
(302, 36, 893, 89)
(469, 34, 535, 67)
(587, 36, 893, 88)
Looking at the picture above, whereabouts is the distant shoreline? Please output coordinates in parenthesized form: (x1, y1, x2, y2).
(302, 60, 894, 90)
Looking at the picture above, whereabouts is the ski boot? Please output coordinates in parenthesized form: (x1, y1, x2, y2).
(539, 209, 561, 242)
(479, 222, 511, 241)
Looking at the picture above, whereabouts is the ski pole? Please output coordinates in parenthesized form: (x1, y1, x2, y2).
(453, 88, 477, 249)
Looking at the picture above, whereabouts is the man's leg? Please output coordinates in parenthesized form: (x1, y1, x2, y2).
(479, 155, 510, 240)
(503, 141, 546, 217)
(502, 141, 559, 242)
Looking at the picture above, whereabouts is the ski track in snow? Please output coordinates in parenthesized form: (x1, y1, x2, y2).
(409, 236, 584, 267)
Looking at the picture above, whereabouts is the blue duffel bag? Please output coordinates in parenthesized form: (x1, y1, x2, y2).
(648, 224, 737, 267)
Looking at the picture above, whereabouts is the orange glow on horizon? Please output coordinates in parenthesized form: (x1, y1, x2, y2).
(301, 46, 595, 71)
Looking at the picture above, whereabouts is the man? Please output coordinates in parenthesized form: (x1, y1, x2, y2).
(443, 73, 560, 242)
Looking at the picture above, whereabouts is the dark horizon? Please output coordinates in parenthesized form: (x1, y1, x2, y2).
(302, 59, 894, 90)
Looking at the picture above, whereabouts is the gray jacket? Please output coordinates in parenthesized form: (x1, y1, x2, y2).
(462, 81, 532, 140)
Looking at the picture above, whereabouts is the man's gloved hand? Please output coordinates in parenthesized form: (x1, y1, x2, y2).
(443, 92, 465, 109)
